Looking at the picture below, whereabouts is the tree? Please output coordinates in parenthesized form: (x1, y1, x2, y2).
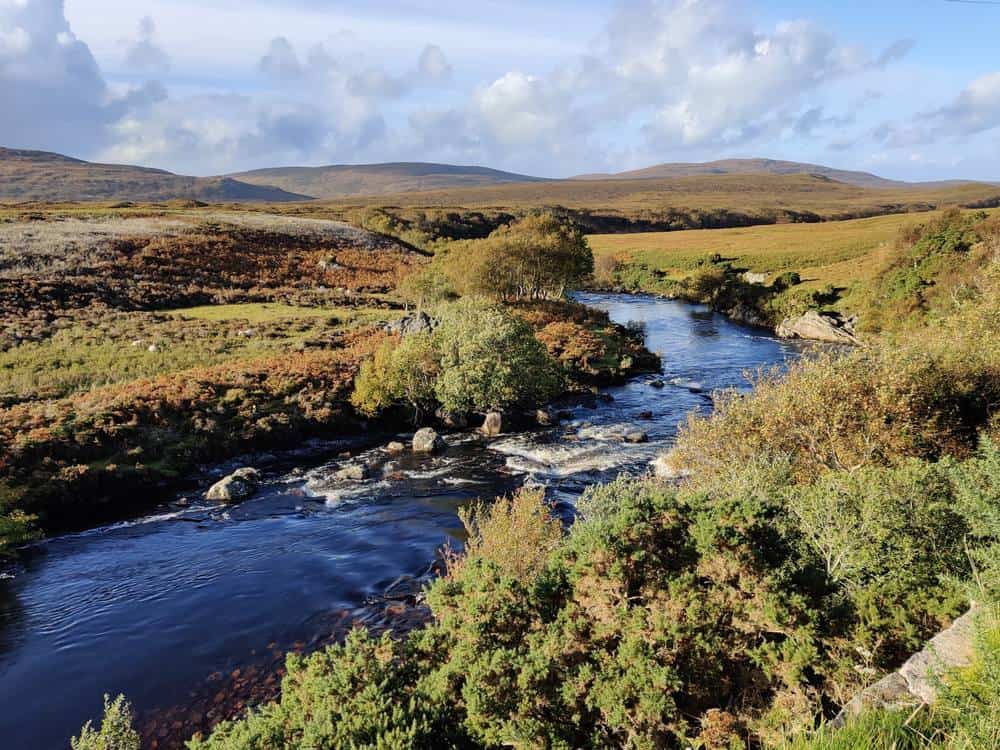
(456, 213, 593, 302)
(351, 333, 439, 421)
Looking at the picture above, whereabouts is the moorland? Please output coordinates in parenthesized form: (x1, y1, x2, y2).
(0, 151, 997, 750)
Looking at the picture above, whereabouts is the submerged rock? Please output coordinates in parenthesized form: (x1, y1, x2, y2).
(624, 431, 649, 444)
(205, 467, 261, 503)
(776, 310, 859, 345)
(481, 412, 503, 436)
(648, 379, 665, 389)
(412, 428, 446, 454)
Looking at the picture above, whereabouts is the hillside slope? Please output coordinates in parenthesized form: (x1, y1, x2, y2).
(230, 162, 548, 199)
(0, 148, 311, 202)
(573, 157, 975, 190)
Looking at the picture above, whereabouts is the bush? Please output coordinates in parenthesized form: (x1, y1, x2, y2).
(432, 299, 563, 413)
(72, 694, 140, 750)
(448, 213, 593, 302)
(350, 300, 563, 418)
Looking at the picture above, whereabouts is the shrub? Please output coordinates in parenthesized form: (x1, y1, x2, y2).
(72, 694, 140, 750)
(351, 333, 439, 421)
(432, 299, 562, 413)
(449, 213, 593, 302)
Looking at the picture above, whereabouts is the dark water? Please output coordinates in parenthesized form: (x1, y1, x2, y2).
(0, 294, 807, 750)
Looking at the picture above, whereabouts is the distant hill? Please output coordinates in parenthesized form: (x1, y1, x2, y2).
(230, 162, 548, 199)
(573, 158, 946, 190)
(0, 148, 311, 203)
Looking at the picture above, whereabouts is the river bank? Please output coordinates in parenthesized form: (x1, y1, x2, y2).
(0, 293, 809, 750)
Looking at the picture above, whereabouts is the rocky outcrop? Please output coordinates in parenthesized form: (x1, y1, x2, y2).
(412, 427, 446, 454)
(205, 467, 261, 503)
(727, 303, 771, 329)
(776, 311, 858, 345)
(481, 412, 503, 436)
(833, 606, 981, 727)
(385, 311, 434, 337)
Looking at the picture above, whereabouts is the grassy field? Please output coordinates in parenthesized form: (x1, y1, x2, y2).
(589, 208, 1000, 290)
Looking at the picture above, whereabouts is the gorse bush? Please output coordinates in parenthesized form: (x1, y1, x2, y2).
(190, 443, 998, 749)
(72, 694, 140, 750)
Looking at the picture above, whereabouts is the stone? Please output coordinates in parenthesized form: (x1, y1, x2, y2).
(385, 311, 434, 338)
(648, 379, 665, 389)
(205, 467, 261, 503)
(728, 303, 770, 328)
(481, 411, 503, 436)
(638, 410, 654, 420)
(898, 606, 979, 703)
(624, 431, 649, 444)
(412, 427, 446, 454)
(651, 453, 690, 480)
(147, 343, 160, 353)
(535, 408, 556, 426)
(385, 441, 406, 454)
(833, 673, 918, 727)
(742, 271, 769, 285)
(776, 311, 859, 345)
(335, 465, 368, 481)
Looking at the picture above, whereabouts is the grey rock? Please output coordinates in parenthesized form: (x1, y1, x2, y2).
(776, 311, 859, 345)
(206, 467, 261, 503)
(385, 311, 434, 337)
(899, 607, 979, 704)
(743, 271, 769, 285)
(481, 411, 503, 437)
(535, 408, 556, 426)
(624, 431, 649, 444)
(385, 441, 406, 454)
(728, 303, 770, 328)
(648, 380, 665, 389)
(638, 410, 654, 420)
(833, 673, 918, 727)
(413, 427, 446, 454)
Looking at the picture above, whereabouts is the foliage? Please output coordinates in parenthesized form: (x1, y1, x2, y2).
(433, 299, 563, 413)
(72, 694, 140, 750)
(351, 333, 439, 420)
(446, 213, 593, 302)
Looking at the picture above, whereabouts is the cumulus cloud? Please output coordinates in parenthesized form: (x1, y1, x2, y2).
(124, 16, 170, 75)
(0, 0, 168, 155)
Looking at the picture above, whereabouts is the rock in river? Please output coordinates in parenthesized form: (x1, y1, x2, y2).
(385, 441, 406, 454)
(205, 467, 261, 503)
(624, 431, 649, 444)
(481, 411, 503, 436)
(412, 427, 446, 454)
(335, 465, 369, 481)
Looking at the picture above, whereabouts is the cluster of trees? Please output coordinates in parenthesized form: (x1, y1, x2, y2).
(351, 299, 563, 419)
(399, 213, 595, 308)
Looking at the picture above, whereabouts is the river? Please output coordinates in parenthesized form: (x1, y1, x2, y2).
(0, 293, 808, 749)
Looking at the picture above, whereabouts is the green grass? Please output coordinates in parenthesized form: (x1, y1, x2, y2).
(587, 210, 984, 288)
(169, 302, 346, 322)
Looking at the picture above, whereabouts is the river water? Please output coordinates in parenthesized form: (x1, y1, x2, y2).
(0, 293, 807, 750)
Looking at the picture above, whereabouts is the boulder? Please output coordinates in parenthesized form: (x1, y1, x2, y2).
(481, 411, 503, 436)
(638, 410, 654, 421)
(648, 379, 665, 389)
(335, 465, 369, 481)
(206, 467, 261, 503)
(535, 408, 557, 426)
(413, 427, 446, 454)
(385, 441, 406, 454)
(742, 271, 769, 285)
(776, 311, 859, 345)
(624, 431, 649, 444)
(385, 311, 434, 338)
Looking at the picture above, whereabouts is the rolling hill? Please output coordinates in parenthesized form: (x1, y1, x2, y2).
(572, 158, 961, 190)
(229, 162, 548, 199)
(0, 148, 311, 203)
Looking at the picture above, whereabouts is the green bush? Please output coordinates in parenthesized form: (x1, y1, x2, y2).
(72, 694, 140, 750)
(350, 299, 563, 418)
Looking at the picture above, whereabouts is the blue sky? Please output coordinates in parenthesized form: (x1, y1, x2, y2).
(3, 1, 1000, 180)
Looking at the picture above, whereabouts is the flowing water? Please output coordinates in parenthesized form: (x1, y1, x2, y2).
(0, 293, 808, 749)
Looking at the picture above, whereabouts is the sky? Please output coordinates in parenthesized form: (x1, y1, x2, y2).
(2, 0, 1000, 180)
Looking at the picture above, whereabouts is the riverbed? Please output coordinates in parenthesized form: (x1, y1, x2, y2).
(0, 293, 808, 750)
